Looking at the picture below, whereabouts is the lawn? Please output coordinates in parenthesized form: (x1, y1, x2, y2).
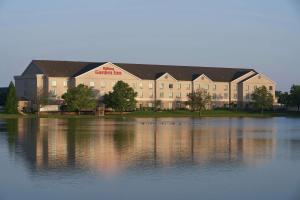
(0, 110, 299, 119)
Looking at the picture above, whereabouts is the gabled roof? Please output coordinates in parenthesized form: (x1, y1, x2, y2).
(25, 60, 255, 82)
(238, 73, 258, 83)
(115, 63, 255, 82)
(30, 60, 106, 77)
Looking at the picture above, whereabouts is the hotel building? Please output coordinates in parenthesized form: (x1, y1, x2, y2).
(14, 60, 276, 109)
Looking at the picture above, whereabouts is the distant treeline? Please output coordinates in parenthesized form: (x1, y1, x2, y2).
(0, 87, 8, 106)
(276, 85, 300, 111)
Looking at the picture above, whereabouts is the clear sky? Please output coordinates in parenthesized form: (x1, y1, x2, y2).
(0, 0, 299, 91)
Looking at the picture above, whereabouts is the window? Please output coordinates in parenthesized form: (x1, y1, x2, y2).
(212, 93, 217, 100)
(50, 89, 56, 96)
(90, 82, 95, 87)
(63, 80, 68, 87)
(132, 83, 136, 89)
(100, 81, 106, 88)
(160, 83, 164, 89)
(160, 92, 164, 98)
(139, 91, 143, 98)
(234, 93, 237, 99)
(196, 84, 200, 89)
(149, 82, 153, 89)
(186, 84, 191, 90)
(169, 84, 173, 89)
(246, 93, 250, 99)
(202, 84, 209, 90)
(139, 82, 143, 89)
(213, 84, 217, 91)
(176, 92, 181, 98)
(148, 102, 153, 107)
(224, 93, 228, 99)
(246, 85, 250, 91)
(169, 92, 173, 98)
(168, 102, 173, 109)
(269, 86, 273, 91)
(224, 85, 228, 91)
(254, 85, 258, 90)
(51, 80, 57, 87)
(149, 91, 154, 98)
(178, 83, 181, 89)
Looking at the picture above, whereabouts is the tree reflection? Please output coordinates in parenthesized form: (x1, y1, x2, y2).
(113, 127, 135, 152)
(5, 119, 18, 149)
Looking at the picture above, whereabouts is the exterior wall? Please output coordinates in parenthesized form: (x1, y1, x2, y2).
(155, 73, 181, 109)
(47, 77, 70, 99)
(230, 71, 256, 104)
(14, 74, 39, 102)
(240, 73, 276, 106)
(74, 63, 141, 100)
(211, 82, 230, 107)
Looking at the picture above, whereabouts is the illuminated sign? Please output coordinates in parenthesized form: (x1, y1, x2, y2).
(95, 67, 122, 75)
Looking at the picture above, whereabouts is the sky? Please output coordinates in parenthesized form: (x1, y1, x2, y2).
(0, 0, 299, 91)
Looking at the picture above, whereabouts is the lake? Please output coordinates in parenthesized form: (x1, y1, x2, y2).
(0, 117, 300, 200)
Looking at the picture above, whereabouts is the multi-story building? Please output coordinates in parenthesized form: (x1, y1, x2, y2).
(14, 60, 276, 109)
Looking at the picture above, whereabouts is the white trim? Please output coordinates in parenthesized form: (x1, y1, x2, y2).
(156, 72, 177, 81)
(231, 70, 256, 82)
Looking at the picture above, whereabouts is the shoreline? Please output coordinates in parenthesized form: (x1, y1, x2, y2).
(0, 110, 300, 119)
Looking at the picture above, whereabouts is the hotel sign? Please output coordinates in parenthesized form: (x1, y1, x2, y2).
(95, 67, 122, 75)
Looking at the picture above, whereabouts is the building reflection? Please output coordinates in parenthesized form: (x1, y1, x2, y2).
(4, 117, 277, 175)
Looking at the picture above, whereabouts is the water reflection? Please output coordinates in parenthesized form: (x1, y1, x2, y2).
(1, 118, 277, 176)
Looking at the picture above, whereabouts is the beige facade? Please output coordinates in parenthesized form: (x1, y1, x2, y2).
(14, 61, 276, 109)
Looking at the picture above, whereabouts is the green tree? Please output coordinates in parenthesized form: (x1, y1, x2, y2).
(186, 89, 211, 116)
(290, 85, 300, 111)
(5, 82, 18, 114)
(62, 84, 97, 114)
(251, 86, 274, 113)
(103, 81, 137, 112)
(276, 91, 290, 108)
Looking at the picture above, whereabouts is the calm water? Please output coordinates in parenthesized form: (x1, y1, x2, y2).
(0, 117, 300, 200)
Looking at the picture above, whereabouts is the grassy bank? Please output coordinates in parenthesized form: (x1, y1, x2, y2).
(1, 110, 300, 119)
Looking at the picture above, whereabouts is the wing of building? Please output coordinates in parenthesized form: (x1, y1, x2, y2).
(14, 60, 276, 109)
